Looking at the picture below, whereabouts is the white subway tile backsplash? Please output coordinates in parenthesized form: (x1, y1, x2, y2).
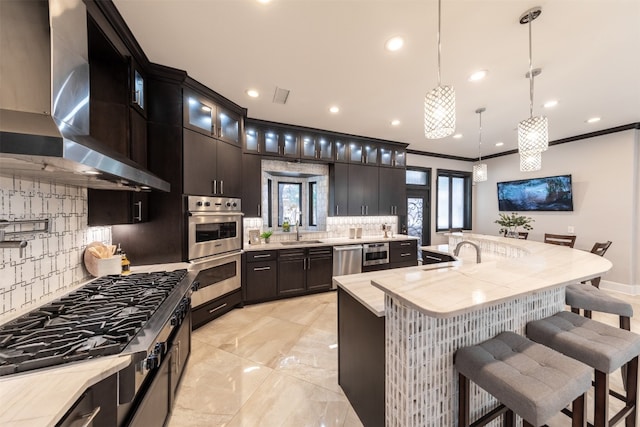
(0, 176, 110, 323)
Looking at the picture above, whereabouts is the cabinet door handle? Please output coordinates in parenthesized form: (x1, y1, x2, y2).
(220, 180, 224, 194)
(400, 242, 411, 246)
(400, 253, 412, 257)
(336, 205, 339, 216)
(134, 201, 143, 222)
(212, 180, 217, 194)
(132, 90, 140, 105)
(253, 254, 271, 259)
(208, 303, 228, 314)
(257, 204, 261, 217)
(365, 205, 369, 215)
(253, 266, 271, 271)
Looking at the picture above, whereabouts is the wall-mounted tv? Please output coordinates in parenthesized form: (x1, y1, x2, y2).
(497, 174, 574, 211)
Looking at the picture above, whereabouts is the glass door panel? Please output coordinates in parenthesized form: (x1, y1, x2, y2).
(318, 136, 333, 160)
(380, 148, 393, 166)
(335, 140, 348, 162)
(218, 110, 239, 145)
(245, 127, 259, 152)
(263, 130, 280, 154)
(282, 132, 299, 157)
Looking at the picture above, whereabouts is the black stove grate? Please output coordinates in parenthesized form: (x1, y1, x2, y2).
(0, 269, 187, 376)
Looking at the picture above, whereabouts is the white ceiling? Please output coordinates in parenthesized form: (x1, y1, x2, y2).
(113, 0, 640, 159)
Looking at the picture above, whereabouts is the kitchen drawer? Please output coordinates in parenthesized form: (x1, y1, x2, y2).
(389, 240, 417, 264)
(192, 289, 242, 329)
(246, 250, 278, 263)
(278, 248, 306, 260)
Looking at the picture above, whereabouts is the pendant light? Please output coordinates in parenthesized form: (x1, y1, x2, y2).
(424, 0, 455, 139)
(520, 150, 542, 172)
(517, 7, 548, 159)
(472, 108, 487, 183)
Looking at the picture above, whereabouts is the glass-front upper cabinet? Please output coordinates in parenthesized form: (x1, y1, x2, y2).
(263, 129, 281, 155)
(245, 126, 260, 152)
(394, 149, 406, 167)
(301, 133, 333, 161)
(184, 90, 241, 146)
(349, 141, 378, 165)
(281, 131, 299, 158)
(129, 59, 146, 116)
(379, 146, 406, 167)
(334, 139, 348, 163)
(217, 107, 240, 145)
(379, 147, 393, 167)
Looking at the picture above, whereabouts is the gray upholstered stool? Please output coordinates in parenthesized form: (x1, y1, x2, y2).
(566, 283, 633, 330)
(527, 311, 640, 427)
(455, 331, 591, 427)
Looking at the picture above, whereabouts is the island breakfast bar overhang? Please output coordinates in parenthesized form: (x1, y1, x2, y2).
(357, 234, 612, 426)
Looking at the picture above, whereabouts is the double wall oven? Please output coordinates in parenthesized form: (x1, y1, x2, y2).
(186, 195, 243, 327)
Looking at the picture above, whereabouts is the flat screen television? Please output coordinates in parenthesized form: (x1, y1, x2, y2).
(497, 174, 574, 211)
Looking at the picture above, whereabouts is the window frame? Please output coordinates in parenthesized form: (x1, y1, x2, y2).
(435, 169, 472, 232)
(308, 181, 317, 226)
(277, 182, 302, 227)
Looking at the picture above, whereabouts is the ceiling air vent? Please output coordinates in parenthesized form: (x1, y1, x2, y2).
(272, 86, 290, 104)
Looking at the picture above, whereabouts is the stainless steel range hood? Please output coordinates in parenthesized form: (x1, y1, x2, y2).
(0, 0, 170, 192)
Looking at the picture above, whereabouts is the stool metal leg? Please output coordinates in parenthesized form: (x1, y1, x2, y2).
(459, 372, 470, 427)
(594, 370, 609, 427)
(625, 356, 638, 427)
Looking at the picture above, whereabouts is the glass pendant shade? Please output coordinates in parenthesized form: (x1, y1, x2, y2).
(424, 85, 456, 139)
(473, 163, 487, 182)
(519, 150, 542, 172)
(518, 115, 549, 153)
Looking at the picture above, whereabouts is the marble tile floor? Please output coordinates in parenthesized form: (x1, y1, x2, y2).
(167, 288, 640, 427)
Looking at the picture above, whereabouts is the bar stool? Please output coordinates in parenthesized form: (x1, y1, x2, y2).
(527, 311, 640, 426)
(455, 331, 591, 426)
(583, 241, 612, 288)
(566, 283, 633, 330)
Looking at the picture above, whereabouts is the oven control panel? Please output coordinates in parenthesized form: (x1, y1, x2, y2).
(187, 196, 241, 213)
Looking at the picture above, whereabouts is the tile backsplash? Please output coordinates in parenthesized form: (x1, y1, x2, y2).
(0, 176, 110, 323)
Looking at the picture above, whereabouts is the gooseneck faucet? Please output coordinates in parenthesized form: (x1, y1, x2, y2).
(453, 240, 482, 263)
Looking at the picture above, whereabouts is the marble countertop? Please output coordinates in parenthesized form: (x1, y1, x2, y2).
(0, 261, 190, 427)
(0, 355, 131, 427)
(244, 235, 417, 251)
(335, 234, 612, 318)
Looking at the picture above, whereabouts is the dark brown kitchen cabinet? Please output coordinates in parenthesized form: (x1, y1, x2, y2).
(244, 250, 278, 303)
(300, 133, 333, 161)
(88, 190, 148, 225)
(334, 139, 349, 163)
(130, 58, 146, 116)
(306, 246, 333, 291)
(56, 373, 118, 427)
(242, 154, 262, 217)
(277, 246, 332, 296)
(278, 248, 307, 295)
(184, 90, 240, 146)
(379, 167, 406, 216)
(183, 128, 242, 197)
(389, 240, 417, 268)
(329, 163, 349, 216)
(349, 141, 378, 165)
(348, 164, 379, 216)
(421, 250, 456, 265)
(170, 311, 191, 408)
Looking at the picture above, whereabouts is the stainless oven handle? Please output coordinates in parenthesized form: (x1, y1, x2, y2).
(208, 303, 228, 314)
(77, 406, 101, 427)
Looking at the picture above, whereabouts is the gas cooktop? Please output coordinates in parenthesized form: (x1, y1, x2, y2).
(0, 269, 188, 377)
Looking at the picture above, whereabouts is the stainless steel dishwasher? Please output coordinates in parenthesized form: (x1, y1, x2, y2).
(332, 245, 363, 288)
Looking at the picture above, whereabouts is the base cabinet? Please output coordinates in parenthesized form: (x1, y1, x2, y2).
(421, 250, 456, 264)
(338, 288, 384, 427)
(389, 240, 417, 269)
(56, 373, 118, 427)
(244, 251, 278, 303)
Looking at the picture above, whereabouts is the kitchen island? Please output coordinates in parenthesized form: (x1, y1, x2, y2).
(334, 233, 613, 426)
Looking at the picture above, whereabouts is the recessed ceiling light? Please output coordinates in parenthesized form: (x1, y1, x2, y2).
(329, 106, 340, 114)
(453, 133, 463, 139)
(385, 36, 404, 52)
(468, 70, 488, 82)
(256, 0, 271, 4)
(246, 89, 259, 98)
(390, 119, 401, 126)
(543, 99, 558, 108)
(495, 142, 504, 147)
(586, 117, 601, 124)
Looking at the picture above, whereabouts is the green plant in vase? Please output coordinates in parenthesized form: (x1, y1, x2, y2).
(494, 212, 534, 237)
(260, 230, 273, 244)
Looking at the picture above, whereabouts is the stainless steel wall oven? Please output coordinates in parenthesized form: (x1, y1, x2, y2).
(186, 196, 242, 261)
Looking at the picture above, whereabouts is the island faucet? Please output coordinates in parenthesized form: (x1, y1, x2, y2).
(453, 240, 482, 263)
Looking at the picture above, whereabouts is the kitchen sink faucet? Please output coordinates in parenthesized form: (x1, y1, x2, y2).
(453, 240, 482, 263)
